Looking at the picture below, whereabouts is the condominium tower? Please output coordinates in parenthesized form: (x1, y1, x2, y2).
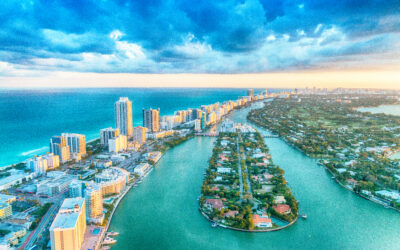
(50, 135, 70, 163)
(100, 127, 120, 146)
(115, 97, 133, 137)
(85, 184, 104, 224)
(133, 126, 146, 144)
(50, 198, 86, 250)
(62, 133, 86, 156)
(143, 108, 160, 132)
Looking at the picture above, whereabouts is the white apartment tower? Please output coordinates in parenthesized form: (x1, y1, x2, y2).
(115, 97, 133, 137)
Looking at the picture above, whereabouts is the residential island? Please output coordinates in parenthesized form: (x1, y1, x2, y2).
(248, 89, 400, 211)
(199, 120, 298, 231)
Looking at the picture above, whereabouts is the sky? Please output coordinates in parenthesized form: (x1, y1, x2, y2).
(0, 0, 399, 89)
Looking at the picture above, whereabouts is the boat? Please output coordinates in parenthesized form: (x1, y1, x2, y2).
(107, 231, 119, 237)
(211, 222, 217, 227)
(301, 214, 307, 219)
(103, 237, 117, 245)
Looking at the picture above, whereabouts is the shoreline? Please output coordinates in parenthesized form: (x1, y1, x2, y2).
(0, 136, 101, 170)
(199, 208, 298, 233)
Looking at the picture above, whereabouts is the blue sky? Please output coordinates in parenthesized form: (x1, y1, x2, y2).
(0, 0, 399, 84)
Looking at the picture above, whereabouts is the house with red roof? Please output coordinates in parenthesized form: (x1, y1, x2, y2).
(252, 213, 272, 228)
(272, 204, 291, 215)
(205, 198, 224, 210)
(224, 210, 239, 218)
(346, 178, 358, 187)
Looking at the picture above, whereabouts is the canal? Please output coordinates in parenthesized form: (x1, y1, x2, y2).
(109, 106, 400, 250)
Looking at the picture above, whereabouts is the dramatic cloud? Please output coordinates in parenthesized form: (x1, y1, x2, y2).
(0, 0, 400, 76)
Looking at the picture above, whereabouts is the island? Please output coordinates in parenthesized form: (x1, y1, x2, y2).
(199, 120, 298, 231)
(248, 92, 400, 211)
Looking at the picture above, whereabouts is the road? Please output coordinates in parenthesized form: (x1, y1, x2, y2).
(22, 202, 61, 250)
(236, 137, 244, 199)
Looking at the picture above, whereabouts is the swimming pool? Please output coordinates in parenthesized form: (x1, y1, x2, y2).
(93, 228, 100, 235)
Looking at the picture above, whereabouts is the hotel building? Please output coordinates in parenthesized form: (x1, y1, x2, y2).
(84, 184, 104, 224)
(115, 97, 133, 137)
(62, 133, 86, 157)
(50, 136, 71, 163)
(133, 126, 147, 144)
(26, 156, 48, 175)
(43, 153, 60, 169)
(50, 198, 86, 250)
(95, 167, 129, 196)
(143, 108, 160, 132)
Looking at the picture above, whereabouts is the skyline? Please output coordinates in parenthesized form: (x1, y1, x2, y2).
(1, 0, 400, 88)
(1, 69, 399, 89)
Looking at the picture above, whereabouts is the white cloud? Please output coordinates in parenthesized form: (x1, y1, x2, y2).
(116, 41, 146, 59)
(110, 30, 123, 41)
(266, 35, 276, 42)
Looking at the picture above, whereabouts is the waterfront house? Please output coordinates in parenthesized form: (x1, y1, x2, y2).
(346, 179, 358, 187)
(273, 204, 291, 215)
(252, 214, 272, 228)
(224, 210, 239, 218)
(205, 199, 224, 210)
(274, 196, 286, 204)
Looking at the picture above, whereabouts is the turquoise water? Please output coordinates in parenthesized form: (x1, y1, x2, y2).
(357, 104, 400, 116)
(0, 88, 270, 167)
(109, 106, 400, 250)
(93, 228, 100, 235)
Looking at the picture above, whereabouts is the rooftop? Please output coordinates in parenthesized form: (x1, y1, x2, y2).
(50, 198, 84, 230)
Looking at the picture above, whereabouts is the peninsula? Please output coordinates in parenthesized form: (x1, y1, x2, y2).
(199, 120, 298, 231)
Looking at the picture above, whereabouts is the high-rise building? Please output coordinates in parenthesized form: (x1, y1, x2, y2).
(108, 135, 127, 153)
(193, 109, 202, 120)
(50, 136, 71, 163)
(143, 108, 160, 132)
(26, 156, 48, 175)
(247, 89, 254, 98)
(133, 126, 146, 144)
(200, 112, 207, 129)
(186, 109, 193, 122)
(84, 184, 103, 224)
(50, 198, 86, 250)
(115, 97, 133, 137)
(100, 127, 120, 146)
(62, 133, 86, 157)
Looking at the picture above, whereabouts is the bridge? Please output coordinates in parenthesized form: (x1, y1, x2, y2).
(263, 135, 279, 138)
(195, 133, 219, 137)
